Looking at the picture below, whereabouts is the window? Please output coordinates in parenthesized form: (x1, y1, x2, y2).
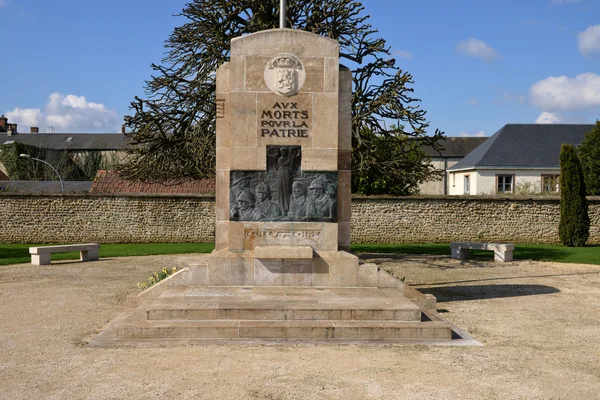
(542, 175, 560, 193)
(464, 175, 470, 194)
(497, 175, 514, 193)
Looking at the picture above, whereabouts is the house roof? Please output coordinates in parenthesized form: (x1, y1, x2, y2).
(91, 170, 216, 194)
(422, 137, 488, 158)
(448, 124, 596, 171)
(0, 133, 129, 150)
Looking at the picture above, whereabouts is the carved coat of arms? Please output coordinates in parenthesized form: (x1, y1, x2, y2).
(264, 53, 306, 97)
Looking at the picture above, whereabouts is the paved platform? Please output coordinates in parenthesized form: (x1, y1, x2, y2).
(90, 286, 478, 346)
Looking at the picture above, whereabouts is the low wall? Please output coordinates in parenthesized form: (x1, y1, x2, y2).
(1, 194, 599, 244)
(0, 193, 215, 244)
(351, 196, 600, 244)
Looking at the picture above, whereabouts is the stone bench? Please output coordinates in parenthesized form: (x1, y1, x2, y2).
(29, 243, 100, 265)
(450, 242, 514, 262)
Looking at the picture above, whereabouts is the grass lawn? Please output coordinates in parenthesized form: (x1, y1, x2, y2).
(0, 243, 215, 266)
(1, 242, 599, 266)
(351, 243, 600, 265)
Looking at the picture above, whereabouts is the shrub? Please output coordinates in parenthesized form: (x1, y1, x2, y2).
(558, 144, 589, 247)
(137, 267, 178, 290)
(577, 120, 600, 195)
(513, 181, 541, 195)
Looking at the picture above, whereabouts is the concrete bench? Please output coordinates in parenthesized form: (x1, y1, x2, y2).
(29, 243, 100, 265)
(450, 242, 514, 262)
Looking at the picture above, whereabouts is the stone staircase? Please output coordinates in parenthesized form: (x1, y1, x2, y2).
(92, 286, 458, 345)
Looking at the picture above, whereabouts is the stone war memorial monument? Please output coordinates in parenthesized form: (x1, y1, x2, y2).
(92, 16, 474, 345)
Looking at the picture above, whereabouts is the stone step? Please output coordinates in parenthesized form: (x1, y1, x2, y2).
(117, 320, 453, 341)
(147, 305, 421, 322)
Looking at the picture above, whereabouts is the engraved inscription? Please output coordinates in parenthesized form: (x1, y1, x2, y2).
(243, 228, 324, 250)
(264, 54, 306, 97)
(245, 230, 322, 239)
(260, 102, 311, 138)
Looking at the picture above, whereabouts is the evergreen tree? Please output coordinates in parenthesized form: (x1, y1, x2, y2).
(577, 120, 600, 195)
(121, 0, 445, 195)
(558, 144, 590, 247)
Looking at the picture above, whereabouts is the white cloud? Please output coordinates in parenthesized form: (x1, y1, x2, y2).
(394, 50, 413, 59)
(529, 72, 600, 111)
(578, 25, 600, 56)
(458, 130, 486, 137)
(5, 93, 119, 133)
(468, 98, 480, 106)
(5, 108, 42, 129)
(536, 111, 563, 124)
(456, 38, 501, 62)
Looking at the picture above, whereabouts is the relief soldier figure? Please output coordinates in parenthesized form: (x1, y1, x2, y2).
(230, 174, 251, 215)
(232, 189, 264, 221)
(304, 177, 336, 220)
(288, 181, 308, 217)
(255, 183, 282, 219)
(327, 183, 338, 219)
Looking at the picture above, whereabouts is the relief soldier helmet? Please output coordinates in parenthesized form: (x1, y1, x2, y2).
(308, 178, 326, 191)
(236, 188, 256, 205)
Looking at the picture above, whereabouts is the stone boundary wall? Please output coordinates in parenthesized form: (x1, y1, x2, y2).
(1, 194, 599, 244)
(351, 196, 600, 245)
(0, 193, 215, 244)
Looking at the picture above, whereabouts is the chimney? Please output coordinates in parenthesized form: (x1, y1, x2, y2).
(0, 115, 7, 132)
(7, 123, 17, 135)
(30, 127, 39, 133)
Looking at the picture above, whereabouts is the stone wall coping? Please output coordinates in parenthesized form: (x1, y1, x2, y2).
(0, 192, 216, 200)
(351, 194, 600, 203)
(3, 192, 600, 203)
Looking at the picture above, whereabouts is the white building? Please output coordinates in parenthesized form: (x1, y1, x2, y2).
(448, 124, 595, 195)
(419, 137, 487, 195)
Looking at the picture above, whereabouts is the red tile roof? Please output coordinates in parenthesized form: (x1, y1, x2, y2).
(90, 170, 215, 194)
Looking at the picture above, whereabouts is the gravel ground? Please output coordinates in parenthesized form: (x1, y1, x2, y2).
(0, 253, 599, 400)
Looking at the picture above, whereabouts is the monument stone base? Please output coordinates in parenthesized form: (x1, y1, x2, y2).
(90, 263, 482, 346)
(199, 248, 366, 287)
(88, 255, 481, 346)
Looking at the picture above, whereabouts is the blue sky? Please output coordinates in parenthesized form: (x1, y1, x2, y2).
(1, 0, 599, 136)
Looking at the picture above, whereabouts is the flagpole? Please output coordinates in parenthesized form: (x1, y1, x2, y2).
(280, 0, 287, 29)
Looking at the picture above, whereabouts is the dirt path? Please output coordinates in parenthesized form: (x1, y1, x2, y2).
(0, 253, 599, 399)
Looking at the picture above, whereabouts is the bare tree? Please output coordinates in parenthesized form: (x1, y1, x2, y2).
(121, 0, 445, 195)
